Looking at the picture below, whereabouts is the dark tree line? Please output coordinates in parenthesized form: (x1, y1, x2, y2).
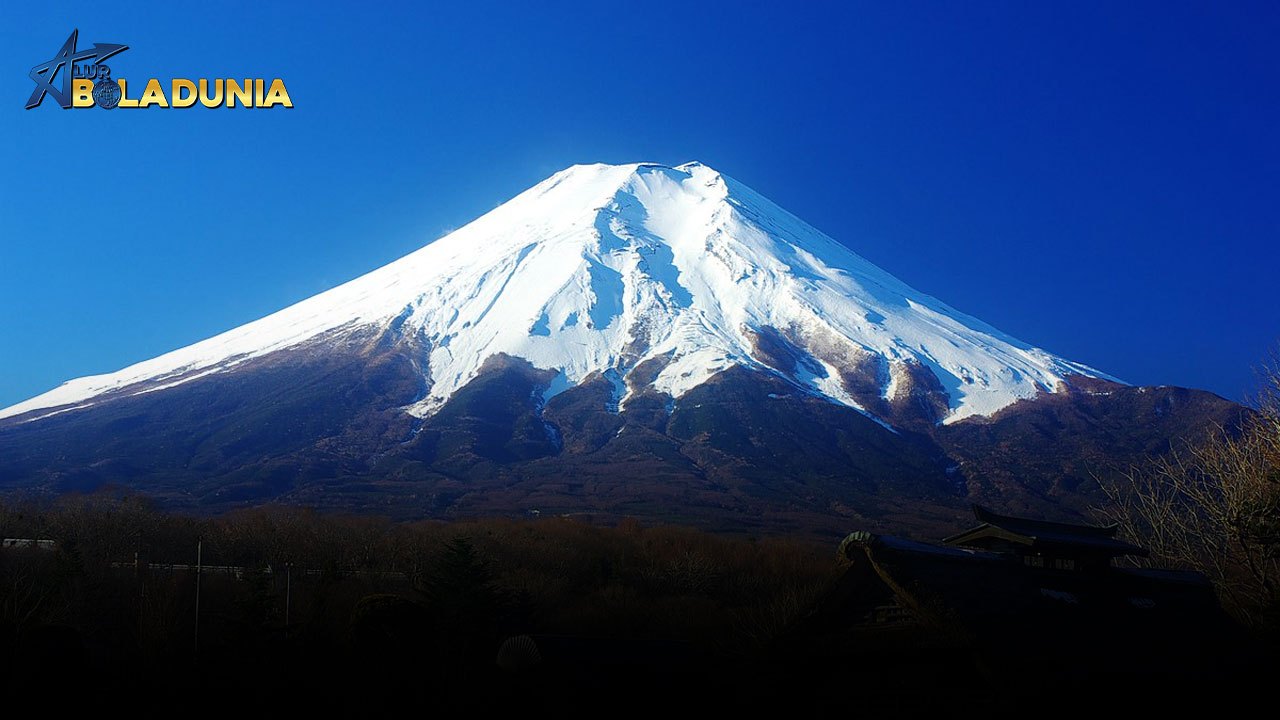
(0, 495, 836, 715)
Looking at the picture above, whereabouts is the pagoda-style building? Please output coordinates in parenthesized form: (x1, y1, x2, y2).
(784, 505, 1238, 695)
(940, 504, 1149, 572)
(826, 505, 1224, 636)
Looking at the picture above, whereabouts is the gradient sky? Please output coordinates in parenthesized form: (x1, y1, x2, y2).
(1, 1, 1277, 409)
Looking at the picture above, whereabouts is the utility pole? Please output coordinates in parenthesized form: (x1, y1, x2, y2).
(137, 549, 146, 641)
(194, 535, 203, 663)
(285, 562, 292, 632)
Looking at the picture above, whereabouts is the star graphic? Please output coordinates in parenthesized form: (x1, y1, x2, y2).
(26, 29, 128, 109)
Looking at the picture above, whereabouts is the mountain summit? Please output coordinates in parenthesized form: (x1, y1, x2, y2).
(1, 162, 1111, 428)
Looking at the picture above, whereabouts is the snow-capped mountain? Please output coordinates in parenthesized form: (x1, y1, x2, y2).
(0, 162, 1243, 533)
(0, 161, 1114, 427)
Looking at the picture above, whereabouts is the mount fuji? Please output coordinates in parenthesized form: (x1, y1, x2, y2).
(0, 162, 1241, 535)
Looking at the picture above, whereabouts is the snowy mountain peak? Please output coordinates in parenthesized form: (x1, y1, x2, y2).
(0, 161, 1116, 425)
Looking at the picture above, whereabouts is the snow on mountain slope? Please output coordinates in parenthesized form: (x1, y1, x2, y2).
(0, 161, 1117, 425)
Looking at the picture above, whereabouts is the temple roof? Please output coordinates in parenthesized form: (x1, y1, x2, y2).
(942, 505, 1149, 558)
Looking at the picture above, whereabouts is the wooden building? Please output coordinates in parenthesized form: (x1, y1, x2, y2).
(786, 505, 1242, 696)
(828, 505, 1224, 640)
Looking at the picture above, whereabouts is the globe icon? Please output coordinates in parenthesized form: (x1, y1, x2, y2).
(93, 79, 121, 110)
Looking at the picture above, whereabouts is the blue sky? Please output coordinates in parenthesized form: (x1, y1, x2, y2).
(1, 1, 1277, 408)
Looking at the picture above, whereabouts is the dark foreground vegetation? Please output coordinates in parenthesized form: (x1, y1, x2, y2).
(0, 494, 1275, 717)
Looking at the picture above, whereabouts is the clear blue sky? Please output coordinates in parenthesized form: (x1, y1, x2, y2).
(1, 1, 1277, 408)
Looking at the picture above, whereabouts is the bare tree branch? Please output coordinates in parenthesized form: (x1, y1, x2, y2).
(1096, 354, 1280, 628)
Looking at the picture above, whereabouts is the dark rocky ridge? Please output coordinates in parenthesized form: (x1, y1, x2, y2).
(0, 332, 1245, 539)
